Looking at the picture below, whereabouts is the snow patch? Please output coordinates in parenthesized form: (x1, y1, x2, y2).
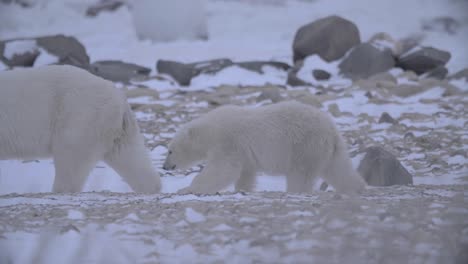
(185, 207, 206, 223)
(4, 40, 37, 59)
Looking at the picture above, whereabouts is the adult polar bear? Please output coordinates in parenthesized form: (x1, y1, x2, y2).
(0, 65, 161, 193)
(163, 101, 366, 194)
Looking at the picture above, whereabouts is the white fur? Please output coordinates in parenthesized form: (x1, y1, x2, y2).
(0, 65, 161, 193)
(163, 101, 366, 194)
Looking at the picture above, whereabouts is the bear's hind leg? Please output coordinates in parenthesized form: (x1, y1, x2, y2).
(235, 165, 256, 192)
(179, 157, 242, 194)
(52, 147, 101, 193)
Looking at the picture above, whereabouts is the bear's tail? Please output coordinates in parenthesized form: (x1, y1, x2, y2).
(104, 103, 161, 193)
(323, 133, 366, 194)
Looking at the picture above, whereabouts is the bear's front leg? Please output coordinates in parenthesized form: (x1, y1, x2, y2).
(177, 157, 242, 194)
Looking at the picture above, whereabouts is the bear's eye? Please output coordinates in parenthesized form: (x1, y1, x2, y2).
(168, 150, 172, 155)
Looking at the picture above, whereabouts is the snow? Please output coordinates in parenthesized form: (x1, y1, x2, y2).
(67, 209, 85, 220)
(4, 40, 37, 59)
(0, 0, 467, 262)
(185, 207, 206, 223)
(34, 48, 59, 66)
(190, 65, 287, 90)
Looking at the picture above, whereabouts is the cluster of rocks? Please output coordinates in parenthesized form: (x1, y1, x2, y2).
(0, 35, 152, 83)
(152, 15, 467, 87)
(290, 15, 461, 82)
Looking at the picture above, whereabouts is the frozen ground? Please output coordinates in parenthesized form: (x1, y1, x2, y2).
(0, 0, 467, 263)
(0, 185, 467, 263)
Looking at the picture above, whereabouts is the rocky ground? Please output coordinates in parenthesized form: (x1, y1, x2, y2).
(0, 185, 467, 263)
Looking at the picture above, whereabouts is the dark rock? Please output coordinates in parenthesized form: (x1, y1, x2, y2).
(36, 35, 90, 68)
(90, 60, 151, 83)
(157, 60, 196, 86)
(319, 181, 328, 191)
(312, 69, 331, 80)
(157, 58, 290, 86)
(236, 61, 291, 74)
(422, 16, 461, 35)
(378, 112, 396, 124)
(339, 43, 395, 79)
(292, 15, 360, 63)
(424, 65, 448, 80)
(86, 0, 124, 17)
(396, 47, 451, 75)
(449, 68, 468, 81)
(358, 146, 413, 186)
(157, 59, 233, 86)
(191, 58, 234, 75)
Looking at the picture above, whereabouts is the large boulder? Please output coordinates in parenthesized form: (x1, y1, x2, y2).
(396, 46, 451, 75)
(90, 60, 151, 83)
(292, 15, 360, 63)
(36, 35, 90, 69)
(358, 146, 413, 186)
(339, 43, 395, 79)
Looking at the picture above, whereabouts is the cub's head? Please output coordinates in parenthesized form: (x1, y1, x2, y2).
(162, 125, 206, 171)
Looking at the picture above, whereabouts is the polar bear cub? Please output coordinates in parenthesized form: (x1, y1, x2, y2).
(163, 101, 366, 194)
(0, 65, 161, 193)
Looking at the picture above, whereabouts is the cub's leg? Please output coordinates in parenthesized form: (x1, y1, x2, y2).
(178, 157, 242, 194)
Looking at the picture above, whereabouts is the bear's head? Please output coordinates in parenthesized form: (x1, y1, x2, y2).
(163, 125, 207, 171)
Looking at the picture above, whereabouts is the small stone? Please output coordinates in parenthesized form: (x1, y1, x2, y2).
(312, 69, 331, 80)
(378, 112, 396, 124)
